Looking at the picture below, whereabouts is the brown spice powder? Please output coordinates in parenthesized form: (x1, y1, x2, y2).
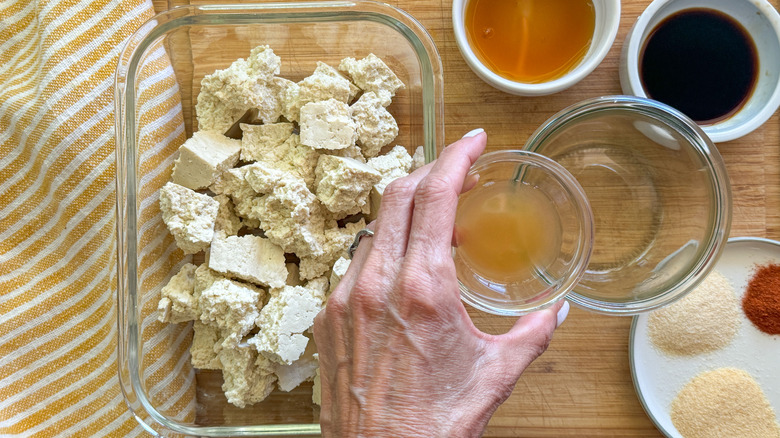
(671, 368, 780, 438)
(648, 270, 740, 355)
(743, 263, 780, 335)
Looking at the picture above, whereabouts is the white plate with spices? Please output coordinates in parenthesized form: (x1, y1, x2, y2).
(630, 237, 780, 437)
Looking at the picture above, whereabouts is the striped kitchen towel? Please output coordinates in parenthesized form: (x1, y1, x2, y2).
(0, 0, 192, 435)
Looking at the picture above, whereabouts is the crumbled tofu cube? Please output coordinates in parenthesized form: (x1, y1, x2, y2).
(367, 145, 413, 220)
(329, 256, 351, 293)
(191, 320, 222, 370)
(195, 93, 247, 135)
(194, 263, 224, 295)
(300, 220, 365, 281)
(274, 338, 319, 392)
(322, 142, 366, 163)
(199, 277, 265, 340)
(299, 99, 357, 150)
(171, 131, 241, 190)
(219, 344, 277, 408)
(213, 194, 242, 236)
(339, 53, 405, 103)
(196, 46, 282, 132)
(249, 277, 328, 365)
(315, 155, 381, 216)
(240, 122, 294, 162)
(243, 163, 326, 257)
(412, 145, 426, 170)
(157, 263, 199, 323)
(159, 182, 219, 254)
(209, 233, 287, 289)
(210, 166, 252, 198)
(243, 132, 320, 190)
(368, 145, 413, 187)
(351, 91, 399, 158)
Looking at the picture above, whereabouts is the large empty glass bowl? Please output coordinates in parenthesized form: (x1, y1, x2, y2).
(523, 96, 732, 315)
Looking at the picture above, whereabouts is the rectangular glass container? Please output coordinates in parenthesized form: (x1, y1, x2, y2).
(115, 2, 443, 436)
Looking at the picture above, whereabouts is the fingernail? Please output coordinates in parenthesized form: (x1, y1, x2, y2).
(556, 301, 570, 328)
(462, 128, 484, 138)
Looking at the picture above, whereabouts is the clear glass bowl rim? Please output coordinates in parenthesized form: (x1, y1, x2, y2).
(457, 150, 595, 316)
(114, 2, 443, 436)
(523, 95, 733, 315)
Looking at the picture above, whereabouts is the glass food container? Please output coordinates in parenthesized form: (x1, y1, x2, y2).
(114, 2, 443, 436)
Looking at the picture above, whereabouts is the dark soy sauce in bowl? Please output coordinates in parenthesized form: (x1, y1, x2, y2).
(640, 8, 758, 125)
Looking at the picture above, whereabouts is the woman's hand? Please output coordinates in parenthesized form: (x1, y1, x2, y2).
(313, 130, 569, 438)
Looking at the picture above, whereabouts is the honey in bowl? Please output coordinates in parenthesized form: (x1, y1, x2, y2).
(465, 0, 596, 83)
(455, 180, 561, 286)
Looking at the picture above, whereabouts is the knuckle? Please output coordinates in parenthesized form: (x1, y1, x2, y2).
(382, 178, 419, 204)
(349, 278, 387, 315)
(414, 174, 457, 206)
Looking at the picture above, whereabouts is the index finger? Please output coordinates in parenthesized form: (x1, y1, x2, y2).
(405, 131, 487, 258)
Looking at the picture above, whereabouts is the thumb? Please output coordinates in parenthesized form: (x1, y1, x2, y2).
(491, 300, 568, 376)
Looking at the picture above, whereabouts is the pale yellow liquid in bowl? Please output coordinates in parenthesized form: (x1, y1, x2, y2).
(455, 180, 560, 285)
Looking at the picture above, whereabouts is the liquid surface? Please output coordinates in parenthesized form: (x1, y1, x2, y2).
(455, 180, 560, 283)
(640, 8, 758, 124)
(465, 0, 595, 83)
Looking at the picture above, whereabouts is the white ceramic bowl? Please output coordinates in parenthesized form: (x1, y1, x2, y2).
(620, 0, 780, 143)
(452, 0, 621, 96)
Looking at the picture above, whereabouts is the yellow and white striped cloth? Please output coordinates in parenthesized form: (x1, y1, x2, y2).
(0, 0, 191, 435)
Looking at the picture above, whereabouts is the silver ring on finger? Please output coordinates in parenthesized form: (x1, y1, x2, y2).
(347, 229, 374, 259)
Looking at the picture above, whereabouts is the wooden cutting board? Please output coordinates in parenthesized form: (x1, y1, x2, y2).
(154, 0, 780, 436)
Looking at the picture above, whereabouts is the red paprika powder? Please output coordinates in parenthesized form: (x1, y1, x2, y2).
(742, 263, 780, 335)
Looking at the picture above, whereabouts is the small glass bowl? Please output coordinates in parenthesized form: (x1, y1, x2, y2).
(115, 2, 443, 436)
(524, 96, 732, 315)
(454, 150, 594, 316)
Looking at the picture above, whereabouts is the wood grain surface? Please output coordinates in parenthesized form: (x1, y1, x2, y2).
(152, 1, 780, 436)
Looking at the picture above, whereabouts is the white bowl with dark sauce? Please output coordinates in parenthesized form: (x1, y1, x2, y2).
(620, 0, 780, 142)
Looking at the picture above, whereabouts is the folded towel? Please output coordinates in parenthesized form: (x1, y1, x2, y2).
(0, 0, 190, 435)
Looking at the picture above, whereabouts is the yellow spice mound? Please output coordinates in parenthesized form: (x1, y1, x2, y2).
(671, 368, 780, 438)
(648, 270, 740, 355)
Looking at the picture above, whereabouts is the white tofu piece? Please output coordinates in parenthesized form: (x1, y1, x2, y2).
(329, 256, 351, 293)
(300, 219, 365, 281)
(299, 99, 357, 151)
(367, 145, 413, 220)
(314, 155, 381, 216)
(194, 263, 224, 295)
(209, 233, 287, 289)
(213, 194, 242, 236)
(196, 46, 283, 132)
(199, 277, 264, 340)
(243, 162, 326, 257)
(282, 62, 358, 123)
(321, 142, 366, 163)
(171, 131, 241, 190)
(243, 132, 320, 190)
(219, 344, 277, 408)
(339, 53, 405, 103)
(274, 337, 319, 392)
(157, 263, 199, 324)
(412, 145, 426, 170)
(190, 320, 222, 370)
(351, 91, 399, 158)
(249, 277, 328, 365)
(240, 122, 294, 162)
(159, 182, 219, 254)
(367, 145, 413, 187)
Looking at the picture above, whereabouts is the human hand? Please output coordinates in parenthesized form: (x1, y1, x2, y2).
(313, 130, 570, 438)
